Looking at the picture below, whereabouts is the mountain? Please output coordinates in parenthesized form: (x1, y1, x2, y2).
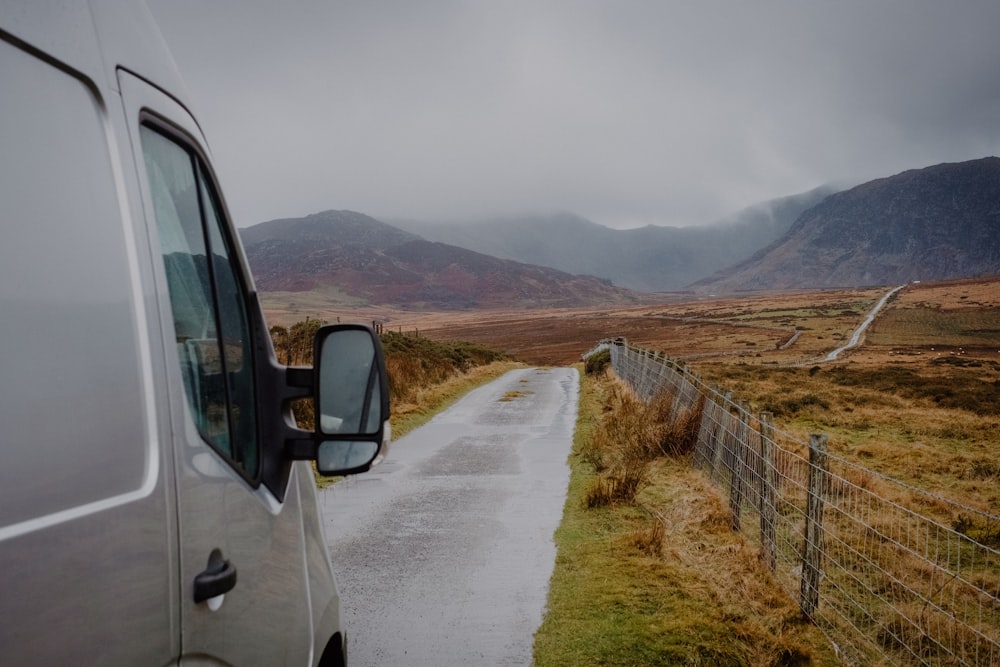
(240, 210, 641, 309)
(691, 158, 1000, 292)
(390, 185, 839, 291)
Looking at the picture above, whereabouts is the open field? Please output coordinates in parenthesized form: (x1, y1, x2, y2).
(300, 277, 1000, 369)
(263, 287, 894, 366)
(262, 276, 1000, 511)
(270, 276, 999, 502)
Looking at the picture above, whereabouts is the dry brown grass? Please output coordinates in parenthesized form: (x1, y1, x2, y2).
(583, 377, 709, 508)
(643, 460, 836, 666)
(584, 463, 650, 507)
(363, 284, 899, 366)
(263, 275, 1000, 366)
(266, 275, 1000, 514)
(536, 369, 840, 667)
(688, 359, 1000, 515)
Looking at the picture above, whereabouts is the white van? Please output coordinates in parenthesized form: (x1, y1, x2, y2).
(0, 2, 389, 664)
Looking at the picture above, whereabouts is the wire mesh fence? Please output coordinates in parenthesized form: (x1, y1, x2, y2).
(596, 339, 1000, 666)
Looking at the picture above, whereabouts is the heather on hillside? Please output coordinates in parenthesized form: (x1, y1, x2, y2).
(378, 330, 510, 403)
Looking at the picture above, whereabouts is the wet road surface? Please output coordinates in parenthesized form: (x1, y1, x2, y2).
(825, 284, 906, 361)
(319, 367, 579, 666)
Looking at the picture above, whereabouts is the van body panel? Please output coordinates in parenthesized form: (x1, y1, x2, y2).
(0, 18, 178, 665)
(0, 3, 107, 87)
(298, 462, 344, 659)
(89, 0, 191, 98)
(1, 3, 356, 663)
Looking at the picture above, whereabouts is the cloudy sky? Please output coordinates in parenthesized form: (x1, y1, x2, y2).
(149, 0, 1000, 229)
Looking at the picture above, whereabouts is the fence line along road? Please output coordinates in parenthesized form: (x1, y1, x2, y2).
(592, 339, 999, 667)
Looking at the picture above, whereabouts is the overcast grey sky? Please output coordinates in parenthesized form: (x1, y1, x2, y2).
(149, 0, 1000, 229)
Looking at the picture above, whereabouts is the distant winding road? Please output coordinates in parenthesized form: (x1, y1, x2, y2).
(824, 284, 906, 361)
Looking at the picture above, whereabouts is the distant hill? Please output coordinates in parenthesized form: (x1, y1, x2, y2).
(240, 210, 641, 310)
(692, 158, 1000, 292)
(391, 185, 839, 291)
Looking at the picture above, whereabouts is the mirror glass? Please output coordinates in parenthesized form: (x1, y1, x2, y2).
(318, 328, 378, 435)
(317, 440, 379, 473)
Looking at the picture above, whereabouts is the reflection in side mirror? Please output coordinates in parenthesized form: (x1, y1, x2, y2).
(317, 440, 379, 472)
(313, 324, 391, 476)
(318, 328, 378, 435)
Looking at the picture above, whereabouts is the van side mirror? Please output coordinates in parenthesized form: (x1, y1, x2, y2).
(312, 324, 391, 475)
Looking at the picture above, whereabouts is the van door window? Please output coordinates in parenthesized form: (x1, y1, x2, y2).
(140, 125, 259, 480)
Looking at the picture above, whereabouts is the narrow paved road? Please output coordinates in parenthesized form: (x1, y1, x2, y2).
(824, 284, 906, 361)
(318, 367, 579, 666)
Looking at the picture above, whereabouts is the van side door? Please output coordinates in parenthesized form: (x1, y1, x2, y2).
(120, 71, 314, 664)
(0, 25, 176, 664)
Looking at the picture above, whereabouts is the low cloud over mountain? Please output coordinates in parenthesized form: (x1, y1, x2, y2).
(242, 158, 1000, 309)
(692, 158, 1000, 292)
(392, 186, 838, 292)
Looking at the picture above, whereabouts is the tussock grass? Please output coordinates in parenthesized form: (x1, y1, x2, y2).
(584, 348, 611, 375)
(584, 462, 649, 507)
(534, 368, 841, 667)
(581, 380, 706, 508)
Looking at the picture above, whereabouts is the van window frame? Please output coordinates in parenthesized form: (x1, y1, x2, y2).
(138, 113, 263, 487)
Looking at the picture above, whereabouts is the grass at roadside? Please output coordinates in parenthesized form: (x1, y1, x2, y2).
(533, 368, 841, 666)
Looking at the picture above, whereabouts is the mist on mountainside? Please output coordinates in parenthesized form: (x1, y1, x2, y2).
(390, 186, 839, 291)
(240, 158, 1000, 310)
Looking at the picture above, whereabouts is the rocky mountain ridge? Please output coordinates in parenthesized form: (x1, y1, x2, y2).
(692, 157, 1000, 292)
(240, 210, 641, 309)
(241, 158, 1000, 309)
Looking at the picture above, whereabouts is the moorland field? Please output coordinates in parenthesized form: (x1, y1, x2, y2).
(264, 275, 1000, 514)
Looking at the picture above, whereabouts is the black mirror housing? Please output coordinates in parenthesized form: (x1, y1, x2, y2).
(311, 324, 391, 476)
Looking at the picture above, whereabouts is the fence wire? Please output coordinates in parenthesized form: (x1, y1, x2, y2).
(598, 340, 1000, 666)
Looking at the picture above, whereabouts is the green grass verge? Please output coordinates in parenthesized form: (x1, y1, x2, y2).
(533, 367, 842, 666)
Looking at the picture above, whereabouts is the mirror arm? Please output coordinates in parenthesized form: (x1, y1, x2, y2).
(282, 366, 318, 460)
(285, 366, 314, 392)
(285, 438, 318, 461)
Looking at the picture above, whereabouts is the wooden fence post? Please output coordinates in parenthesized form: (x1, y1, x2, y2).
(729, 400, 751, 532)
(800, 433, 829, 619)
(758, 412, 777, 572)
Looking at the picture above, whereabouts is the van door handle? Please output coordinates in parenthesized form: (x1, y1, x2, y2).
(193, 548, 238, 603)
